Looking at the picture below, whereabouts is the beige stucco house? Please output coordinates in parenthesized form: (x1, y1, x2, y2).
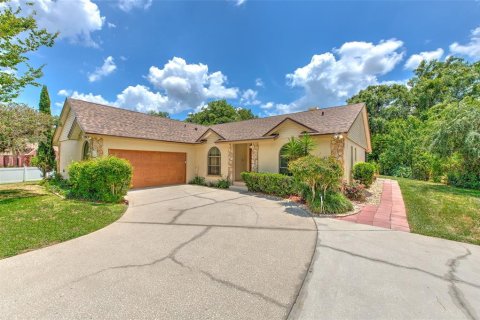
(53, 99, 371, 188)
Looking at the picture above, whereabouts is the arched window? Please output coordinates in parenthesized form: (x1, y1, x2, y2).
(82, 141, 90, 160)
(208, 147, 221, 175)
(279, 144, 289, 175)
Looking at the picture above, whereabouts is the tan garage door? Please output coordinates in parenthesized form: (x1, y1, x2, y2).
(109, 149, 186, 188)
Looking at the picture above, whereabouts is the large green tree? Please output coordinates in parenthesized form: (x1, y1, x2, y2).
(147, 110, 170, 118)
(347, 57, 480, 188)
(0, 1, 57, 102)
(186, 100, 257, 125)
(33, 85, 56, 176)
(0, 103, 53, 155)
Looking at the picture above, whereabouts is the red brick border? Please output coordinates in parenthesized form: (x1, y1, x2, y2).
(337, 179, 410, 232)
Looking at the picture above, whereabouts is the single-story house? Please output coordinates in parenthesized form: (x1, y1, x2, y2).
(53, 98, 371, 188)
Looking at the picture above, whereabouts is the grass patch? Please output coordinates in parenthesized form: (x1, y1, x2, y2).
(0, 183, 127, 259)
(386, 176, 480, 245)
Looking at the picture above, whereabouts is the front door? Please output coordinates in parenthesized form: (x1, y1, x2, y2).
(234, 144, 248, 181)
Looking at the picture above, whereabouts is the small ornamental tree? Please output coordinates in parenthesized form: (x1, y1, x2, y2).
(288, 155, 343, 202)
(33, 85, 56, 177)
(281, 133, 316, 162)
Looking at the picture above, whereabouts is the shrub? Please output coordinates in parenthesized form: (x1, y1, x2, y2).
(40, 174, 71, 197)
(241, 172, 295, 198)
(392, 166, 412, 178)
(352, 162, 376, 187)
(189, 176, 207, 186)
(208, 178, 231, 189)
(447, 171, 480, 190)
(288, 155, 343, 202)
(343, 181, 366, 201)
(69, 156, 132, 203)
(309, 191, 353, 214)
(411, 152, 432, 181)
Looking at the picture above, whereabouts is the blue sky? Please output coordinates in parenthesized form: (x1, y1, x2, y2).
(14, 0, 480, 119)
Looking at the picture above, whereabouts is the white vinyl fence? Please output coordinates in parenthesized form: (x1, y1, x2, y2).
(0, 167, 43, 184)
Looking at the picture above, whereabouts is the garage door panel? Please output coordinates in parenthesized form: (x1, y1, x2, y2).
(108, 149, 186, 188)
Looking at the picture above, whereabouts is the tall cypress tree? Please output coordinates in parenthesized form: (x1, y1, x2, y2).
(34, 85, 56, 177)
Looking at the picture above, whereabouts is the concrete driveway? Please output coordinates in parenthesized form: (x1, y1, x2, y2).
(0, 185, 316, 319)
(290, 218, 480, 320)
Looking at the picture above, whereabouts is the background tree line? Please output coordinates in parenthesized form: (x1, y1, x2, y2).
(348, 57, 480, 189)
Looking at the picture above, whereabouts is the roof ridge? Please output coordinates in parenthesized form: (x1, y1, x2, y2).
(67, 98, 209, 129)
(210, 102, 365, 128)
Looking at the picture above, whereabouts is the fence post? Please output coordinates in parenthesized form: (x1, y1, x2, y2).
(23, 166, 27, 182)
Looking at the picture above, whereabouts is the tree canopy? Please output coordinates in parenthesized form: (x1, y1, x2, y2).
(185, 100, 257, 125)
(0, 103, 53, 155)
(347, 57, 480, 189)
(0, 1, 57, 102)
(33, 86, 56, 176)
(147, 110, 170, 118)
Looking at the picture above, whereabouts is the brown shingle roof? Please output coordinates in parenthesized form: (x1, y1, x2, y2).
(210, 103, 365, 141)
(67, 98, 365, 143)
(68, 99, 208, 143)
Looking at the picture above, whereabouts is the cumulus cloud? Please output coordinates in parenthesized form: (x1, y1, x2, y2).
(450, 26, 480, 59)
(255, 78, 264, 87)
(404, 48, 444, 70)
(274, 39, 404, 114)
(147, 57, 238, 112)
(240, 89, 261, 106)
(59, 57, 241, 114)
(118, 0, 152, 12)
(236, 0, 247, 5)
(71, 91, 111, 105)
(19, 0, 105, 47)
(88, 56, 117, 82)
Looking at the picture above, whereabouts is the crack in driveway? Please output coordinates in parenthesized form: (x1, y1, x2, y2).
(445, 249, 478, 320)
(317, 242, 480, 290)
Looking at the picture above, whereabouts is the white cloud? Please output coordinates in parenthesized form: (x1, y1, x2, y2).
(71, 91, 111, 105)
(147, 57, 238, 112)
(404, 48, 444, 70)
(240, 89, 261, 106)
(57, 89, 71, 97)
(235, 0, 247, 6)
(88, 56, 117, 82)
(255, 78, 264, 87)
(107, 22, 116, 28)
(260, 102, 274, 109)
(115, 85, 169, 113)
(22, 0, 105, 47)
(450, 26, 480, 58)
(118, 0, 152, 12)
(276, 39, 404, 114)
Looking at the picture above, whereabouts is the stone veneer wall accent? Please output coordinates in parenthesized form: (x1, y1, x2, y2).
(227, 143, 233, 181)
(330, 135, 345, 167)
(89, 136, 104, 158)
(251, 143, 259, 172)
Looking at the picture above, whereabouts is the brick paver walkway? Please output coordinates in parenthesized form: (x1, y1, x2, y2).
(337, 179, 410, 232)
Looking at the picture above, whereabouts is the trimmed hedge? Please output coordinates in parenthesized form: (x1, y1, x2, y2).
(241, 172, 295, 198)
(69, 156, 132, 203)
(352, 162, 376, 187)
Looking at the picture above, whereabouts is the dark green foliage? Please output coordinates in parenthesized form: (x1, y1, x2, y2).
(241, 172, 295, 198)
(309, 192, 353, 214)
(185, 100, 257, 125)
(347, 58, 480, 189)
(0, 3, 58, 102)
(189, 176, 207, 186)
(352, 162, 376, 187)
(289, 155, 343, 202)
(392, 166, 412, 178)
(208, 178, 231, 189)
(40, 174, 70, 197)
(68, 157, 132, 203)
(147, 110, 170, 118)
(343, 181, 366, 201)
(280, 133, 316, 162)
(34, 85, 56, 177)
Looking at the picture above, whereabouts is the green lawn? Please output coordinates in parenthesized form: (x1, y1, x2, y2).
(0, 183, 127, 259)
(387, 177, 480, 245)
